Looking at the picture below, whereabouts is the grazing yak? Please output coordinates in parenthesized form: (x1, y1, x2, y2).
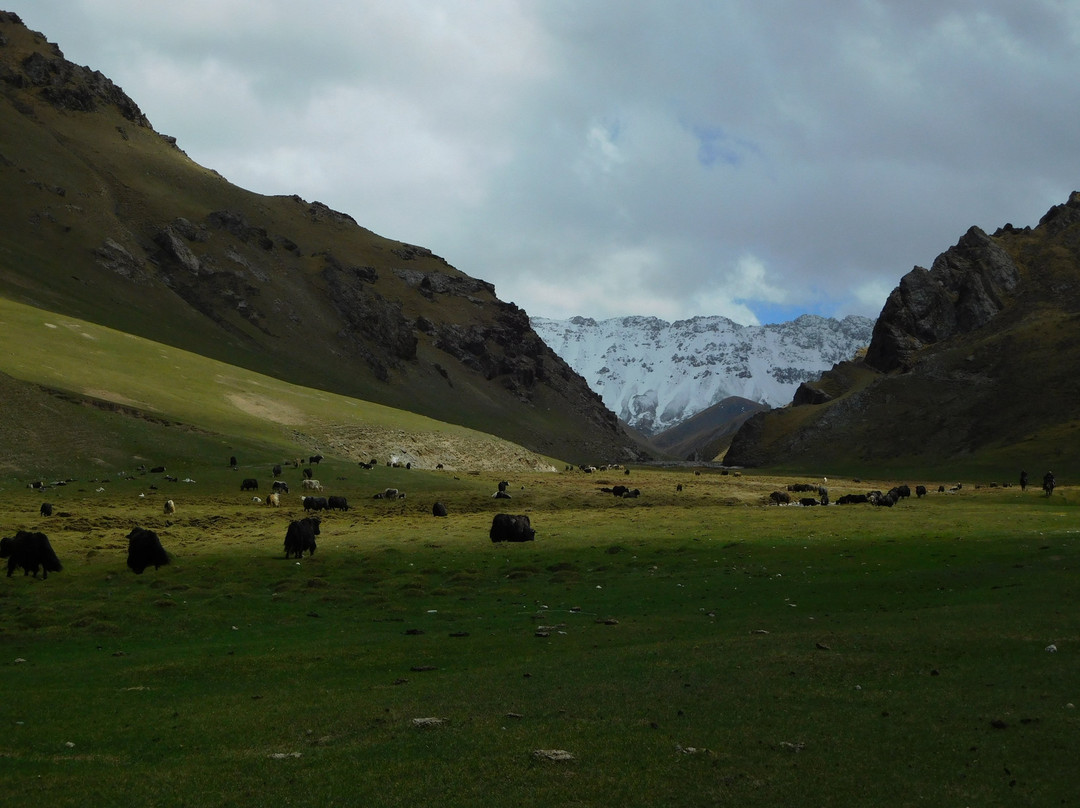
(241, 478, 259, 491)
(769, 490, 791, 505)
(432, 502, 448, 517)
(285, 517, 320, 558)
(490, 513, 535, 543)
(302, 496, 329, 512)
(266, 492, 280, 507)
(126, 527, 170, 574)
(272, 480, 289, 494)
(301, 479, 323, 491)
(40, 502, 54, 517)
(1, 531, 62, 578)
(163, 499, 175, 515)
(327, 495, 349, 511)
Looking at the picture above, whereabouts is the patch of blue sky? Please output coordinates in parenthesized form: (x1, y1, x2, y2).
(692, 125, 759, 168)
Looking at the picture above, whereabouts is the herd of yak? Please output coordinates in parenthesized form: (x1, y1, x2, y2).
(3, 463, 1054, 582)
(2, 471, 538, 581)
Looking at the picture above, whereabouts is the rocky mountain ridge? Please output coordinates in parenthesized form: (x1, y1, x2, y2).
(0, 11, 639, 464)
(724, 191, 1080, 472)
(532, 313, 873, 435)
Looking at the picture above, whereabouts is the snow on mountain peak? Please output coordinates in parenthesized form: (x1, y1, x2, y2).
(531, 313, 874, 435)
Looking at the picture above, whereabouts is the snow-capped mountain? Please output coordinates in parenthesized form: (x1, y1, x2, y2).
(531, 314, 874, 435)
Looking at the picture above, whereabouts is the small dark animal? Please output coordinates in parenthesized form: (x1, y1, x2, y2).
(432, 502, 448, 517)
(1043, 471, 1056, 496)
(489, 513, 535, 543)
(622, 488, 641, 498)
(304, 467, 313, 479)
(769, 490, 791, 505)
(284, 517, 320, 558)
(327, 495, 349, 511)
(1019, 470, 1028, 491)
(241, 478, 259, 491)
(1, 531, 62, 579)
(836, 493, 869, 505)
(611, 485, 629, 497)
(302, 496, 329, 512)
(126, 527, 170, 574)
(40, 502, 54, 517)
(272, 480, 290, 494)
(230, 456, 237, 468)
(799, 497, 819, 506)
(309, 454, 323, 465)
(149, 466, 166, 474)
(493, 490, 512, 499)
(497, 480, 510, 493)
(272, 464, 282, 478)
(915, 485, 927, 498)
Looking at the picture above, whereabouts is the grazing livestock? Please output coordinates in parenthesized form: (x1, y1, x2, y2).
(241, 478, 259, 491)
(493, 490, 512, 499)
(836, 493, 870, 505)
(230, 456, 237, 468)
(1020, 470, 1028, 491)
(432, 502, 448, 517)
(1, 531, 62, 579)
(769, 490, 791, 505)
(497, 480, 510, 493)
(302, 496, 329, 512)
(622, 488, 641, 498)
(374, 488, 405, 500)
(126, 527, 170, 574)
(490, 513, 536, 543)
(272, 480, 289, 494)
(149, 466, 166, 474)
(309, 454, 323, 465)
(163, 499, 175, 515)
(799, 497, 819, 506)
(272, 464, 282, 478)
(284, 517, 320, 559)
(266, 492, 280, 507)
(302, 479, 323, 491)
(915, 485, 927, 498)
(327, 495, 349, 511)
(40, 502, 54, 517)
(1043, 471, 1056, 496)
(303, 467, 313, 479)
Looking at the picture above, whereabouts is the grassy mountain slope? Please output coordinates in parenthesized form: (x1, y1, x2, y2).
(648, 396, 767, 461)
(0, 12, 638, 465)
(724, 194, 1080, 478)
(0, 296, 563, 481)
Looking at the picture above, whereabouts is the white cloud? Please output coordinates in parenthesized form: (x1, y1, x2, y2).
(12, 0, 1080, 326)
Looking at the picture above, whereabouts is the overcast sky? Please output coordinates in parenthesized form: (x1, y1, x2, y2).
(12, 1, 1080, 325)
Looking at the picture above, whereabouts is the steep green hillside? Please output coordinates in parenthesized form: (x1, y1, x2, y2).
(0, 12, 637, 464)
(0, 296, 563, 481)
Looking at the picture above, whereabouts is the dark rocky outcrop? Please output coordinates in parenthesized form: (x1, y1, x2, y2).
(865, 226, 1021, 372)
(724, 191, 1080, 471)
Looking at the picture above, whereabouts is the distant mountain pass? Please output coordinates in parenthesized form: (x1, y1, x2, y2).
(531, 314, 873, 435)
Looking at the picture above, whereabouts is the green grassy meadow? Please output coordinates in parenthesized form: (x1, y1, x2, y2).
(1, 466, 1077, 806)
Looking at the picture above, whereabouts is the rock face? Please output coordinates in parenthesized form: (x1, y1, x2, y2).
(865, 226, 1022, 372)
(723, 191, 1080, 471)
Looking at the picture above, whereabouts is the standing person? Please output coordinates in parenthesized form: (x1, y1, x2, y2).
(1043, 471, 1056, 496)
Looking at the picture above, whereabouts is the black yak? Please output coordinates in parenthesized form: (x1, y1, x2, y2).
(1, 530, 62, 579)
(302, 495, 328, 512)
(285, 517, 320, 559)
(490, 513, 535, 543)
(327, 495, 349, 511)
(126, 527, 170, 574)
(241, 478, 259, 491)
(40, 502, 54, 517)
(432, 501, 448, 517)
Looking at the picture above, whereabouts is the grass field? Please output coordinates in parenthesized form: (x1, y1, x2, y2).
(1, 464, 1077, 806)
